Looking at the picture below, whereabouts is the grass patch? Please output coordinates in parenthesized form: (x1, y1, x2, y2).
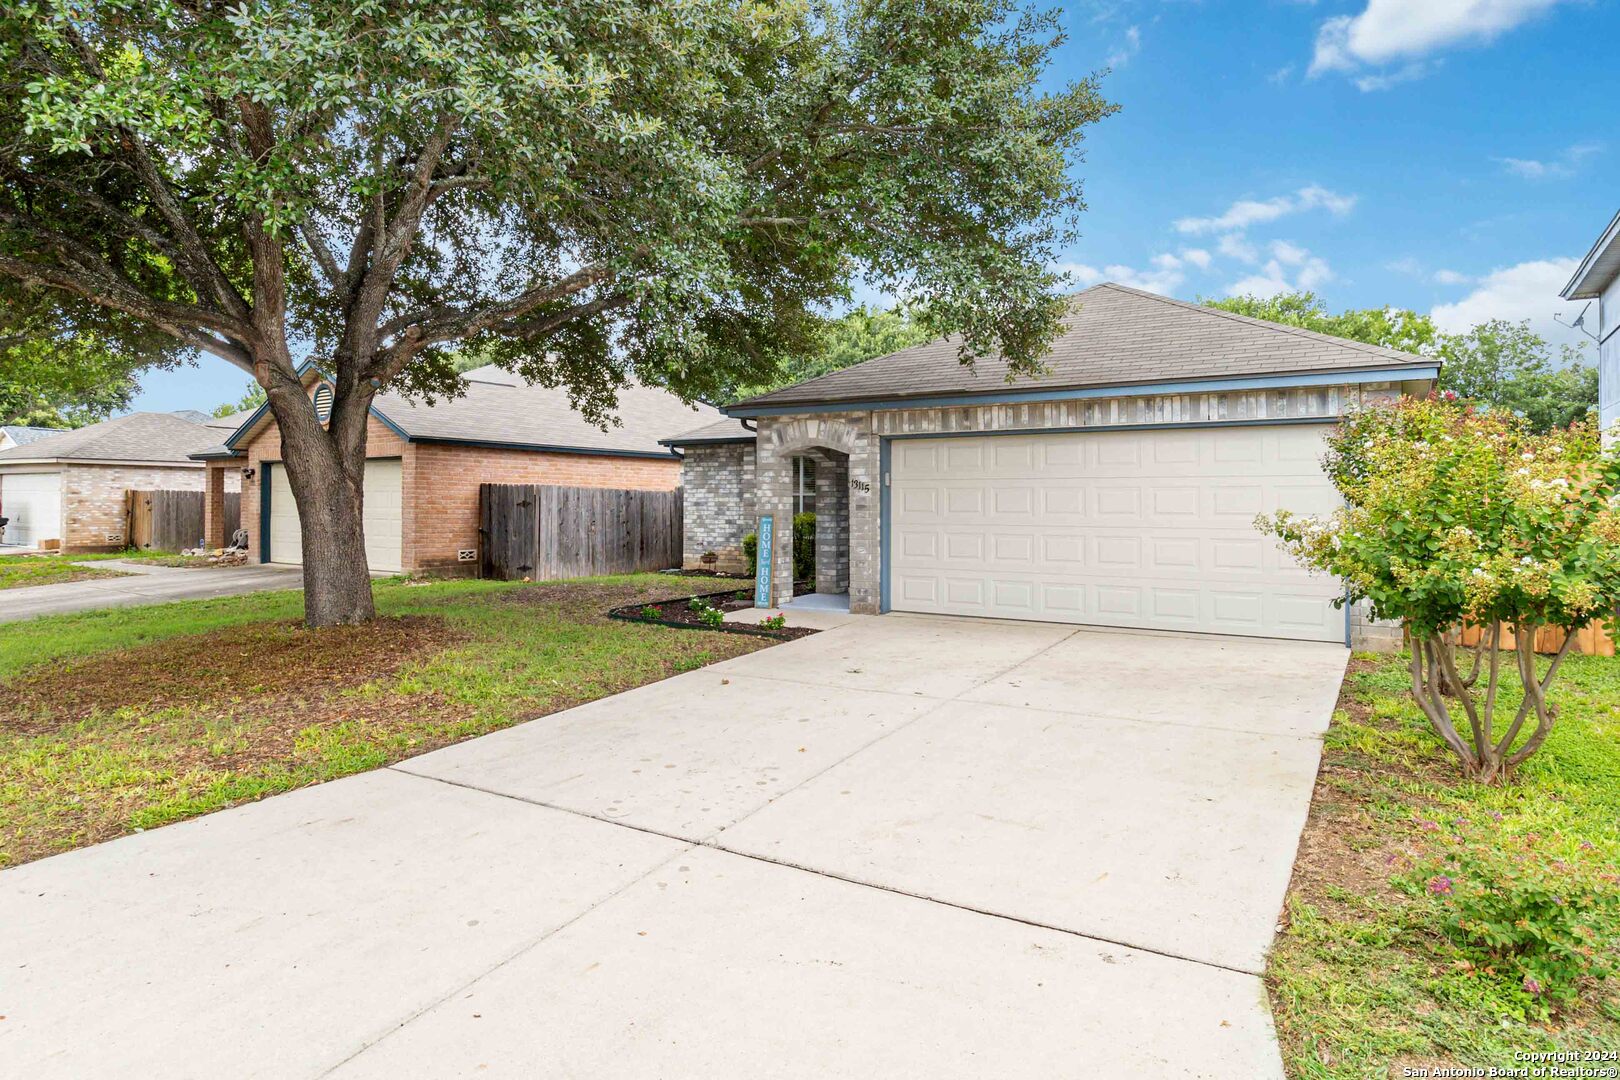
(1268, 649, 1620, 1077)
(0, 553, 132, 590)
(0, 574, 777, 866)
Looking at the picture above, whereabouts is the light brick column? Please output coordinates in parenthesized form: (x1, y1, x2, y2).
(755, 441, 795, 609)
(203, 464, 229, 548)
(814, 452, 849, 593)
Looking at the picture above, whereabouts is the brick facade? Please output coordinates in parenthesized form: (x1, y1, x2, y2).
(704, 382, 1410, 648)
(240, 409, 680, 574)
(677, 442, 756, 574)
(405, 442, 678, 573)
(45, 463, 238, 553)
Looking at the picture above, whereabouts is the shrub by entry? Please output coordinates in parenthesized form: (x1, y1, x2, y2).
(1260, 397, 1620, 781)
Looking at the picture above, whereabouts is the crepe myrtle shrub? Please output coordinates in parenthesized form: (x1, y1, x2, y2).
(0, 0, 1115, 627)
(1258, 397, 1620, 783)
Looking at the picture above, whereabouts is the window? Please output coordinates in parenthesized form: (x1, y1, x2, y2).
(793, 457, 817, 515)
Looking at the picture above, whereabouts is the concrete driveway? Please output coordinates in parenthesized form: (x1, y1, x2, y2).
(0, 614, 1347, 1079)
(0, 559, 304, 622)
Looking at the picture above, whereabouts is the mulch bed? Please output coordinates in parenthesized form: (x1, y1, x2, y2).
(609, 588, 819, 641)
(0, 615, 461, 737)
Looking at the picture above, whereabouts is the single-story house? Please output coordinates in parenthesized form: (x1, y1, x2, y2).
(0, 411, 243, 551)
(197, 364, 724, 575)
(0, 425, 63, 453)
(1560, 208, 1619, 441)
(665, 283, 1440, 649)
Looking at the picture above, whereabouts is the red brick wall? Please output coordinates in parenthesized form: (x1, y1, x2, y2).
(407, 442, 679, 572)
(239, 399, 680, 572)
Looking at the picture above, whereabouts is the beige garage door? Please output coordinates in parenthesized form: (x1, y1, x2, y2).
(886, 424, 1345, 642)
(267, 458, 403, 573)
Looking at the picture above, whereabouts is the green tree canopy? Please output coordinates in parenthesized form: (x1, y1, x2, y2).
(1206, 292, 1597, 433)
(212, 382, 267, 419)
(0, 0, 1115, 624)
(733, 303, 931, 399)
(1204, 291, 1442, 355)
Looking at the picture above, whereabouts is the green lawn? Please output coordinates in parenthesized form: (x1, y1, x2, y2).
(0, 574, 770, 867)
(1268, 649, 1620, 1077)
(0, 552, 133, 590)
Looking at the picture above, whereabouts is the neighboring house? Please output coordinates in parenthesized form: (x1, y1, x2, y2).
(1561, 209, 1620, 441)
(666, 283, 1440, 648)
(198, 364, 722, 575)
(0, 412, 243, 551)
(0, 425, 64, 453)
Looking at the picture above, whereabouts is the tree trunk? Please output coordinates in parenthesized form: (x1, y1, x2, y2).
(265, 367, 377, 627)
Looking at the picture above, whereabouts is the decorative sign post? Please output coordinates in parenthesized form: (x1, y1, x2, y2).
(754, 514, 774, 607)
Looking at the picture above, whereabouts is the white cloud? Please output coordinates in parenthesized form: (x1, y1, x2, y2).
(1106, 25, 1141, 69)
(1053, 257, 1185, 296)
(1174, 185, 1356, 235)
(1430, 257, 1590, 351)
(1217, 233, 1259, 263)
(1180, 248, 1213, 270)
(1268, 63, 1296, 85)
(1223, 243, 1333, 298)
(1311, 0, 1568, 91)
(1310, 0, 1565, 81)
(1496, 142, 1601, 180)
(1351, 61, 1435, 92)
(1432, 268, 1473, 285)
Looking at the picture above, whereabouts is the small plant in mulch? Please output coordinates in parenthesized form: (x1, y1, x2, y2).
(611, 590, 816, 640)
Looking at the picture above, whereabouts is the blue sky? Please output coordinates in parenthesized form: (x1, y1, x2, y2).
(131, 0, 1618, 413)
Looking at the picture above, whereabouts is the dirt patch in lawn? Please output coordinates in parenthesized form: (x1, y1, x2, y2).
(0, 615, 460, 736)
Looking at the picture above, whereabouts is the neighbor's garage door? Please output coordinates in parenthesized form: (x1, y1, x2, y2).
(886, 425, 1344, 642)
(1, 472, 63, 548)
(267, 458, 403, 573)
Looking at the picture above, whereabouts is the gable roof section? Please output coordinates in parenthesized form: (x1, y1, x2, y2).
(0, 412, 221, 466)
(1562, 209, 1620, 300)
(728, 283, 1438, 414)
(211, 362, 721, 460)
(1, 425, 63, 447)
(661, 416, 756, 447)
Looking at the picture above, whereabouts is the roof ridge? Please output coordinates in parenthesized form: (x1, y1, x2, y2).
(1092, 282, 1426, 363)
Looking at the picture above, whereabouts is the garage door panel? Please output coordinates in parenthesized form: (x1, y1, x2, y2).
(1, 473, 62, 548)
(887, 426, 1344, 642)
(268, 458, 403, 573)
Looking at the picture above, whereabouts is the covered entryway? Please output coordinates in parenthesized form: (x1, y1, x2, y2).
(265, 458, 404, 573)
(1, 472, 63, 548)
(885, 423, 1344, 642)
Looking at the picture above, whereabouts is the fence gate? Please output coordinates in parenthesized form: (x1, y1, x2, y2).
(480, 484, 683, 580)
(126, 489, 241, 552)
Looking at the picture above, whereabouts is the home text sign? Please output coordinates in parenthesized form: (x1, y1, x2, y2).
(754, 514, 774, 607)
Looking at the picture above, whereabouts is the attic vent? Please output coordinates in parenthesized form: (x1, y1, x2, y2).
(313, 383, 334, 425)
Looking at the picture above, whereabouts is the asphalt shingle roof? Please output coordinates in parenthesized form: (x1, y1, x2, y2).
(366, 366, 723, 457)
(731, 283, 1436, 411)
(0, 425, 63, 447)
(0, 412, 224, 465)
(662, 417, 757, 446)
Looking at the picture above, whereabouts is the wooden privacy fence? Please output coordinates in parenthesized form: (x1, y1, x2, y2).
(1456, 619, 1615, 658)
(480, 483, 683, 581)
(126, 489, 241, 552)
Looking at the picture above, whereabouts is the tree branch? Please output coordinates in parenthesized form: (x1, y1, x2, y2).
(59, 25, 249, 322)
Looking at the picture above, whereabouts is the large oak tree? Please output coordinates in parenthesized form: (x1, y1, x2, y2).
(0, 0, 1114, 625)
